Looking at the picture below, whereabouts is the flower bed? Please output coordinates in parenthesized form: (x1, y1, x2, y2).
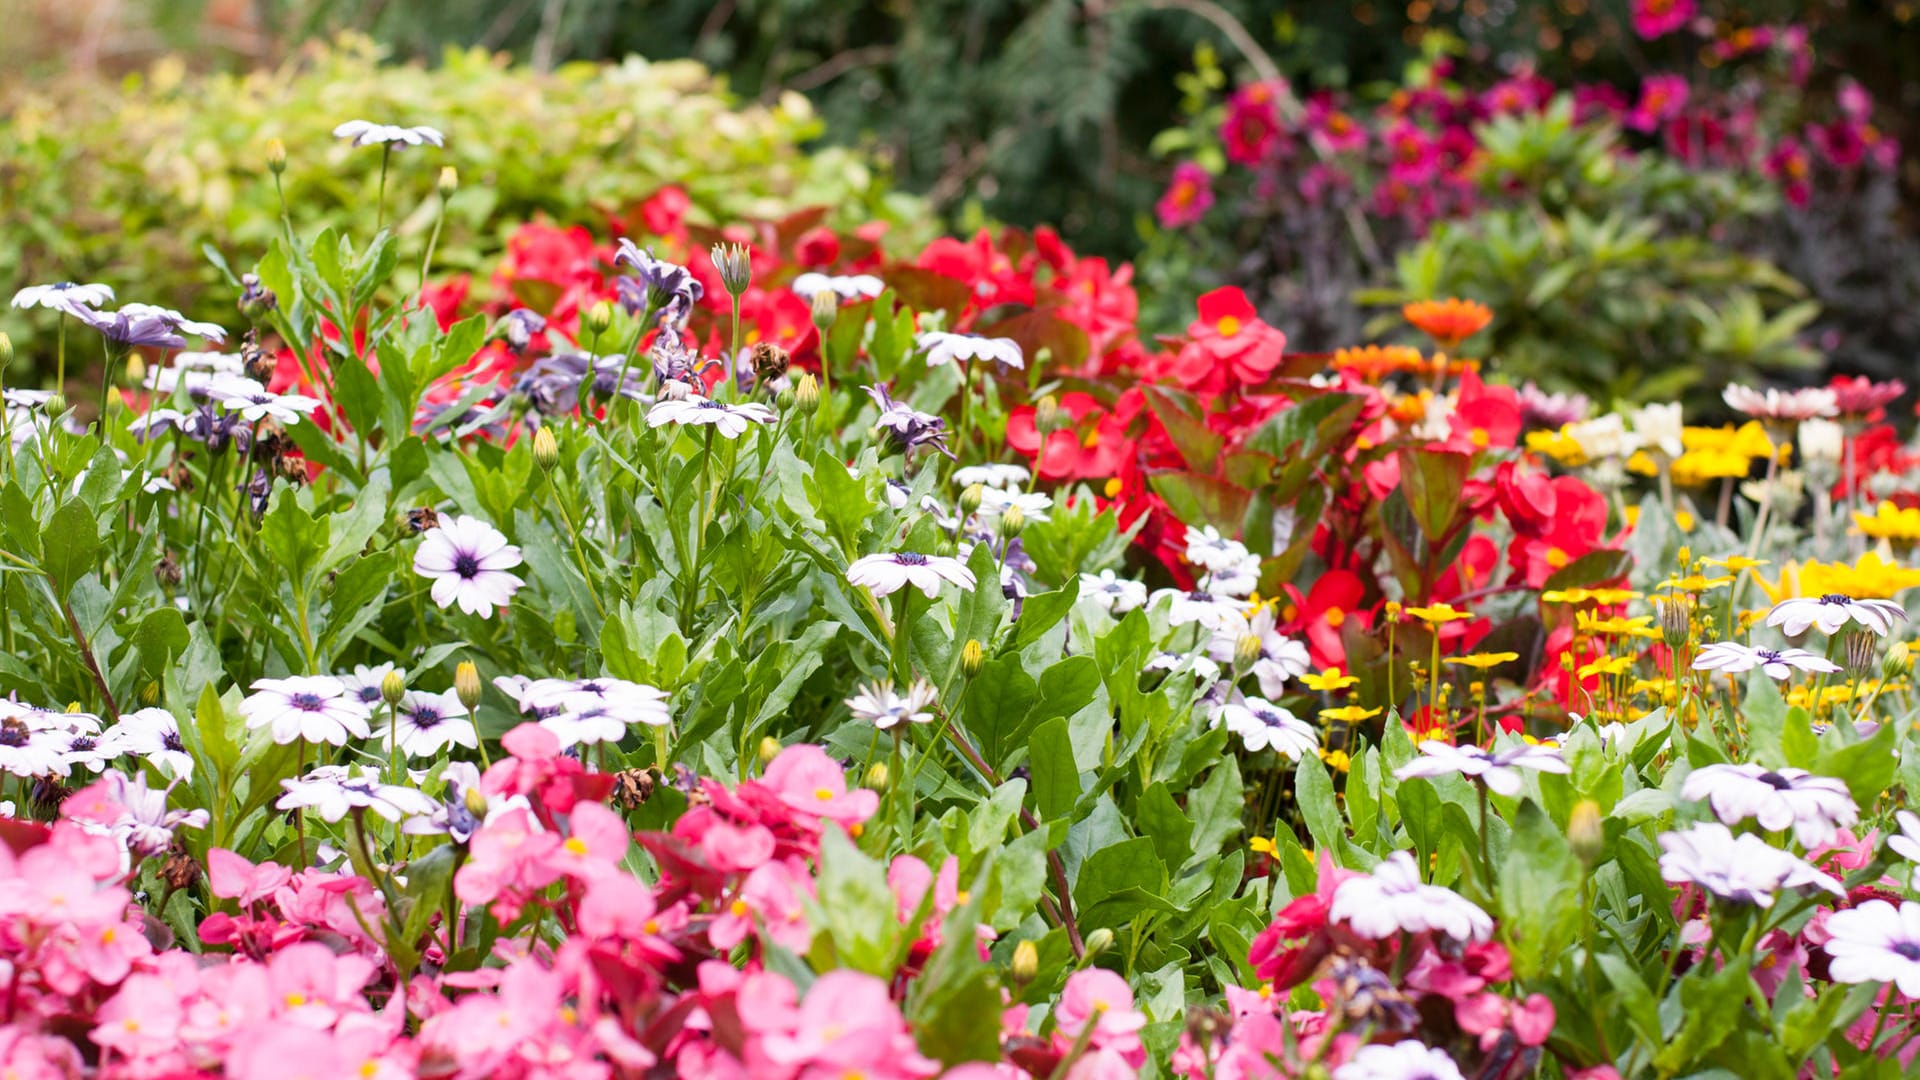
(2, 114, 1919, 1079)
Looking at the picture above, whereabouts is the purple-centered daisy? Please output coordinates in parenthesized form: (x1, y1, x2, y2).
(414, 515, 524, 618)
(238, 676, 372, 746)
(846, 551, 977, 598)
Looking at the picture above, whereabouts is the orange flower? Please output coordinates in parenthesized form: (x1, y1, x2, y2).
(1402, 298, 1493, 346)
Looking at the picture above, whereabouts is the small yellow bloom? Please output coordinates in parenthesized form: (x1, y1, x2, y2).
(1576, 656, 1635, 679)
(1701, 555, 1767, 572)
(1445, 651, 1519, 669)
(1320, 749, 1352, 772)
(1526, 427, 1589, 466)
(1248, 836, 1279, 856)
(1575, 612, 1660, 638)
(1320, 705, 1382, 724)
(1660, 574, 1735, 594)
(1299, 667, 1360, 692)
(1625, 450, 1658, 476)
(1674, 509, 1697, 532)
(1758, 552, 1920, 602)
(1405, 602, 1471, 624)
(1854, 503, 1920, 543)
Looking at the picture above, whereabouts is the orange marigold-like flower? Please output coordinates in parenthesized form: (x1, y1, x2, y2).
(1333, 344, 1426, 381)
(1403, 298, 1493, 346)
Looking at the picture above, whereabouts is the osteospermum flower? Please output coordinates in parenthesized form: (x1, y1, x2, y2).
(1691, 642, 1840, 680)
(1210, 697, 1317, 758)
(96, 707, 194, 778)
(70, 306, 190, 350)
(953, 463, 1030, 490)
(1331, 850, 1493, 942)
(1080, 570, 1148, 614)
(791, 272, 885, 303)
(1723, 384, 1838, 423)
(1657, 822, 1842, 907)
(414, 514, 525, 617)
(1402, 298, 1492, 346)
(0, 717, 70, 777)
(846, 679, 939, 730)
(1394, 741, 1568, 797)
(12, 281, 114, 315)
(1766, 594, 1907, 637)
(646, 396, 777, 438)
(614, 240, 703, 322)
(239, 676, 372, 746)
(332, 120, 446, 148)
(1679, 763, 1858, 848)
(846, 552, 976, 598)
(204, 375, 322, 424)
(1207, 606, 1312, 697)
(1333, 1041, 1467, 1080)
(1822, 900, 1920, 998)
(917, 330, 1024, 370)
(277, 765, 438, 823)
(374, 689, 476, 758)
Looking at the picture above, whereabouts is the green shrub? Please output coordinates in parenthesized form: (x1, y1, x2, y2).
(0, 34, 928, 362)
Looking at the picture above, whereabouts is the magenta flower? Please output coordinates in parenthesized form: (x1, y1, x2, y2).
(1054, 968, 1149, 1067)
(1155, 162, 1214, 229)
(753, 970, 941, 1078)
(1626, 75, 1690, 133)
(1630, 0, 1695, 40)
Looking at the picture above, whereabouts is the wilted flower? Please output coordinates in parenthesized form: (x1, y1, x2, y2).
(1657, 822, 1842, 906)
(414, 515, 525, 617)
(847, 552, 977, 598)
(332, 120, 446, 148)
(614, 240, 703, 323)
(1679, 763, 1857, 848)
(1691, 642, 1840, 680)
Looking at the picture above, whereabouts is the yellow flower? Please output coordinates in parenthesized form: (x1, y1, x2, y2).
(1248, 836, 1279, 856)
(1674, 509, 1697, 532)
(1320, 705, 1382, 724)
(1701, 555, 1767, 572)
(1542, 587, 1641, 605)
(1854, 503, 1920, 542)
(1575, 613, 1660, 638)
(1320, 749, 1352, 773)
(1671, 448, 1754, 485)
(1405, 602, 1471, 625)
(1526, 427, 1588, 466)
(1758, 552, 1920, 602)
(1445, 652, 1519, 669)
(1660, 574, 1735, 594)
(1300, 668, 1360, 692)
(1576, 656, 1636, 679)
(1625, 450, 1658, 476)
(1623, 505, 1641, 528)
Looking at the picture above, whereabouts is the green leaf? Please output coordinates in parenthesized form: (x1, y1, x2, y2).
(1187, 756, 1243, 860)
(1295, 753, 1343, 856)
(41, 500, 100, 599)
(1495, 801, 1583, 980)
(1815, 719, 1898, 808)
(1543, 548, 1634, 592)
(809, 828, 901, 976)
(1142, 385, 1224, 472)
(1395, 447, 1471, 541)
(1136, 782, 1195, 869)
(1027, 717, 1079, 821)
(331, 353, 384, 438)
(961, 659, 1039, 773)
(1652, 960, 1754, 1073)
(1072, 837, 1171, 930)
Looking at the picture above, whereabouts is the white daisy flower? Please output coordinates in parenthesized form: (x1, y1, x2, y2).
(277, 765, 438, 823)
(1393, 741, 1569, 798)
(374, 689, 476, 758)
(238, 676, 372, 746)
(11, 281, 114, 315)
(1184, 525, 1252, 574)
(97, 707, 194, 779)
(1723, 384, 1838, 423)
(1691, 641, 1841, 680)
(332, 120, 447, 148)
(1210, 697, 1317, 758)
(976, 486, 1052, 524)
(1333, 1041, 1466, 1080)
(339, 662, 399, 709)
(1888, 810, 1920, 865)
(917, 331, 1023, 370)
(1330, 850, 1493, 942)
(1679, 763, 1858, 848)
(1080, 569, 1148, 614)
(1628, 402, 1685, 458)
(1203, 555, 1262, 599)
(204, 375, 321, 424)
(1154, 587, 1239, 630)
(791, 272, 884, 303)
(88, 771, 210, 858)
(1657, 822, 1842, 907)
(953, 464, 1031, 490)
(846, 552, 977, 598)
(1145, 652, 1222, 683)
(0, 717, 68, 778)
(56, 731, 116, 774)
(117, 303, 227, 344)
(846, 679, 939, 730)
(414, 514, 525, 617)
(1207, 606, 1311, 697)
(526, 677, 670, 730)
(1766, 594, 1908, 637)
(1823, 899, 1920, 998)
(646, 396, 777, 439)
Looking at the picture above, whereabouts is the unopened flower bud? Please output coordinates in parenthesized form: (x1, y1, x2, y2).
(1234, 634, 1263, 670)
(1845, 629, 1879, 678)
(711, 243, 752, 297)
(1885, 642, 1913, 681)
(795, 372, 820, 414)
(758, 736, 783, 765)
(1657, 597, 1691, 649)
(961, 639, 986, 679)
(936, 536, 960, 559)
(438, 166, 458, 196)
(1035, 395, 1061, 435)
(124, 354, 146, 386)
(1675, 545, 1692, 570)
(380, 669, 407, 707)
(1082, 927, 1114, 958)
(454, 661, 482, 712)
(997, 504, 1025, 540)
(585, 300, 614, 337)
(1011, 940, 1039, 985)
(0, 333, 12, 372)
(1569, 799, 1604, 867)
(532, 427, 560, 471)
(776, 386, 797, 411)
(810, 288, 839, 332)
(959, 484, 984, 517)
(266, 138, 287, 174)
(140, 682, 160, 705)
(46, 393, 67, 417)
(864, 762, 889, 790)
(464, 786, 490, 817)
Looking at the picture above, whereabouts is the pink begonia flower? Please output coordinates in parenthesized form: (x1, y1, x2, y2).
(91, 972, 186, 1060)
(207, 847, 293, 906)
(755, 970, 941, 1078)
(419, 959, 572, 1074)
(1066, 1048, 1142, 1080)
(267, 941, 378, 1029)
(711, 860, 813, 952)
(760, 744, 879, 827)
(1053, 968, 1148, 1066)
(541, 800, 632, 882)
(182, 962, 273, 1049)
(226, 1021, 416, 1080)
(454, 805, 563, 912)
(0, 1027, 87, 1076)
(889, 853, 960, 926)
(692, 817, 777, 873)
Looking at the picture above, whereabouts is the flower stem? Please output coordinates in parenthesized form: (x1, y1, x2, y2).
(375, 146, 391, 234)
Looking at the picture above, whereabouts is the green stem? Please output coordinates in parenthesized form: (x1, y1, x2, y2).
(375, 145, 391, 234)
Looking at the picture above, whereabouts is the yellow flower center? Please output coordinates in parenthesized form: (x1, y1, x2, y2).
(564, 837, 590, 856)
(814, 787, 835, 801)
(1216, 315, 1242, 338)
(1324, 606, 1346, 628)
